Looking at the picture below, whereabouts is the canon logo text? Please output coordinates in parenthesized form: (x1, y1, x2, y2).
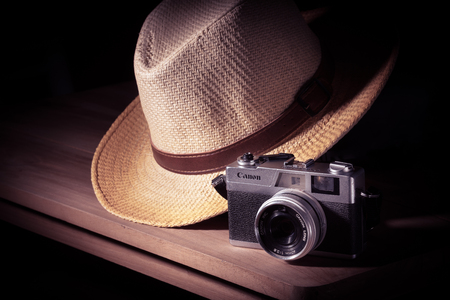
(237, 172, 261, 180)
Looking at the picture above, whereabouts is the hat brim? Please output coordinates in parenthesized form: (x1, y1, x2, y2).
(91, 6, 398, 227)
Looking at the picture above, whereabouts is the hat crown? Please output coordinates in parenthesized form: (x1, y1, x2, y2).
(134, 0, 321, 155)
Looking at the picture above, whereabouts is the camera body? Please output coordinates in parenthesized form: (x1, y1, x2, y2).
(219, 153, 380, 260)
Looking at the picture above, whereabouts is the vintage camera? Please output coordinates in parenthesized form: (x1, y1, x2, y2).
(212, 153, 381, 260)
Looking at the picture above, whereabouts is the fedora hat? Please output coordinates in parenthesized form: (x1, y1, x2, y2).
(91, 0, 398, 227)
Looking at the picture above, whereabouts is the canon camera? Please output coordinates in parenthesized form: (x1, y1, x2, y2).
(212, 153, 381, 260)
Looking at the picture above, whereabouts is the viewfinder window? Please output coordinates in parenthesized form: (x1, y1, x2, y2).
(311, 176, 340, 195)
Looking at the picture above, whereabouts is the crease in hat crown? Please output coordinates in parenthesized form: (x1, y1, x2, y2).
(134, 0, 321, 156)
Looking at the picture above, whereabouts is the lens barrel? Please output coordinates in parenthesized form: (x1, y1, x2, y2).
(255, 189, 327, 260)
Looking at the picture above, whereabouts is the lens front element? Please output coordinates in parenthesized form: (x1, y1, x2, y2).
(255, 189, 327, 260)
(270, 211, 298, 245)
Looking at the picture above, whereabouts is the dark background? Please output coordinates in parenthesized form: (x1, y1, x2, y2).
(3, 0, 444, 161)
(2, 1, 445, 299)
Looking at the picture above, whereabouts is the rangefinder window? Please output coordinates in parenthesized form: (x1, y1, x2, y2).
(276, 173, 306, 190)
(311, 176, 340, 195)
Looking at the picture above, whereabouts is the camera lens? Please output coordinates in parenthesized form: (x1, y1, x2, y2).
(255, 189, 327, 260)
(270, 212, 297, 245)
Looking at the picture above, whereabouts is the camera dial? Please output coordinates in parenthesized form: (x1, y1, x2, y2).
(254, 189, 327, 260)
(237, 152, 259, 166)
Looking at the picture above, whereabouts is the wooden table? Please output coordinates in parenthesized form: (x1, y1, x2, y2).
(1, 81, 449, 299)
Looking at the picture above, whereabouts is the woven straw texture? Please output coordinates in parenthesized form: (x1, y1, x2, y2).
(92, 0, 398, 227)
(92, 97, 227, 226)
(135, 0, 320, 154)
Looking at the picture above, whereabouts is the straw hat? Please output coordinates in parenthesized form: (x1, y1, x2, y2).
(91, 0, 398, 227)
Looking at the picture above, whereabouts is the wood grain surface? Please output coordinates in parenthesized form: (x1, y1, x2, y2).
(1, 82, 449, 299)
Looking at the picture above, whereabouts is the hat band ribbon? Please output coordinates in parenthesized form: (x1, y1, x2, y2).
(152, 46, 334, 174)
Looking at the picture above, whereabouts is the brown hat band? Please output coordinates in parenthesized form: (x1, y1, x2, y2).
(152, 46, 334, 174)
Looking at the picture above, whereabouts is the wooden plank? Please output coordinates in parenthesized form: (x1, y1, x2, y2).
(2, 126, 450, 299)
(1, 83, 449, 299)
(0, 199, 268, 300)
(0, 115, 370, 299)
